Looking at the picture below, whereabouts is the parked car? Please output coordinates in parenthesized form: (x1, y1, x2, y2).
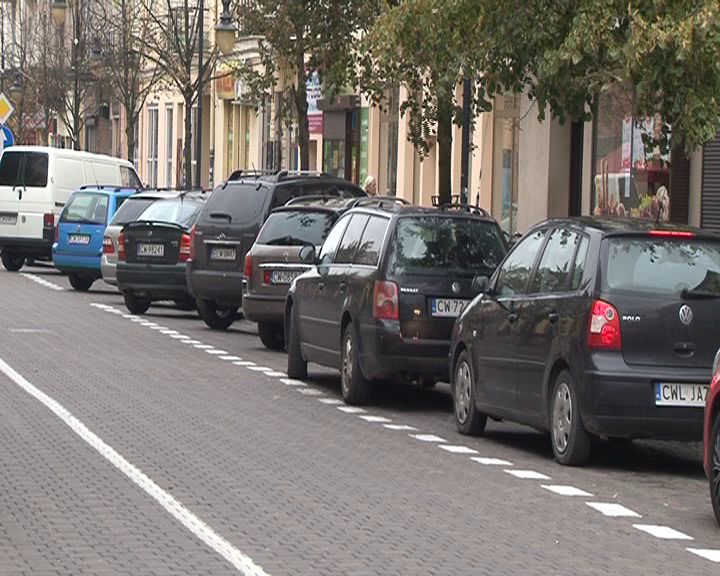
(285, 203, 507, 404)
(187, 170, 365, 331)
(102, 190, 182, 287)
(243, 197, 356, 349)
(52, 186, 136, 291)
(450, 217, 720, 466)
(116, 192, 207, 314)
(0, 146, 141, 271)
(705, 349, 720, 528)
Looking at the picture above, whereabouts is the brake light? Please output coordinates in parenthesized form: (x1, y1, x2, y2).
(244, 253, 252, 278)
(102, 236, 114, 255)
(648, 230, 695, 238)
(179, 233, 192, 262)
(54, 223, 59, 243)
(588, 299, 621, 350)
(188, 225, 196, 260)
(373, 280, 399, 320)
(43, 213, 54, 228)
(117, 231, 126, 261)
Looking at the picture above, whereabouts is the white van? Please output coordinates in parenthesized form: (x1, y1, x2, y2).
(0, 146, 142, 271)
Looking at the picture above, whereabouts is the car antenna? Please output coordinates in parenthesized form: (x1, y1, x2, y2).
(89, 161, 100, 188)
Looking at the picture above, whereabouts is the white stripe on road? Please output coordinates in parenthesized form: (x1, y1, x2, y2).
(337, 406, 366, 414)
(633, 524, 693, 540)
(409, 434, 446, 443)
(438, 445, 478, 455)
(247, 366, 271, 371)
(318, 398, 343, 405)
(358, 415, 392, 423)
(383, 424, 417, 431)
(297, 388, 324, 396)
(0, 357, 270, 576)
(220, 356, 242, 361)
(263, 371, 286, 378)
(541, 485, 592, 497)
(206, 350, 229, 355)
(586, 502, 641, 518)
(471, 457, 513, 466)
(234, 361, 256, 367)
(687, 549, 720, 563)
(194, 344, 213, 349)
(504, 470, 551, 480)
(279, 378, 305, 386)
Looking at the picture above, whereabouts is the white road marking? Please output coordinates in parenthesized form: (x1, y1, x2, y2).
(206, 350, 229, 356)
(194, 344, 214, 349)
(247, 366, 271, 371)
(123, 314, 136, 319)
(384, 424, 417, 431)
(337, 406, 366, 414)
(297, 388, 324, 396)
(358, 415, 392, 423)
(263, 371, 286, 378)
(160, 330, 179, 334)
(504, 470, 551, 480)
(150, 326, 167, 331)
(234, 361, 256, 366)
(0, 357, 270, 576)
(541, 485, 593, 497)
(586, 502, 641, 518)
(471, 457, 513, 466)
(633, 524, 693, 540)
(409, 434, 446, 443)
(170, 334, 189, 339)
(111, 310, 124, 315)
(280, 378, 305, 386)
(90, 303, 110, 309)
(21, 273, 64, 291)
(438, 445, 479, 455)
(142, 322, 158, 327)
(182, 340, 202, 345)
(130, 318, 145, 323)
(687, 548, 720, 563)
(318, 398, 343, 405)
(220, 356, 242, 361)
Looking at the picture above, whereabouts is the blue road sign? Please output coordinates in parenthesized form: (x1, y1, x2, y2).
(0, 125, 14, 151)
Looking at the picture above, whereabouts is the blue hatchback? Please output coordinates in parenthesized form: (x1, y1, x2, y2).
(53, 186, 137, 291)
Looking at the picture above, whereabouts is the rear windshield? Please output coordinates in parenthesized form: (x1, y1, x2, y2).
(138, 198, 203, 229)
(60, 192, 109, 224)
(602, 236, 720, 297)
(109, 197, 154, 225)
(0, 151, 49, 187)
(256, 210, 336, 246)
(203, 184, 267, 224)
(388, 216, 507, 277)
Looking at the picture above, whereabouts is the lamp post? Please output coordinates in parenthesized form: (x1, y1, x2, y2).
(215, 0, 237, 56)
(50, 0, 67, 27)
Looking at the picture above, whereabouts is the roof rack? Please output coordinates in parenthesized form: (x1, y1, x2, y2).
(284, 195, 353, 207)
(227, 169, 277, 181)
(79, 184, 135, 192)
(276, 169, 334, 181)
(439, 202, 490, 217)
(349, 196, 411, 210)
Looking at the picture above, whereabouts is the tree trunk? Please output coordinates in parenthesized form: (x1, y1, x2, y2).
(294, 35, 310, 171)
(183, 94, 193, 190)
(436, 90, 453, 205)
(125, 113, 136, 164)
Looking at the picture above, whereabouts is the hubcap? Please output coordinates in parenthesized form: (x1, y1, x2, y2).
(342, 334, 353, 395)
(713, 422, 720, 508)
(552, 382, 572, 454)
(217, 306, 231, 319)
(455, 360, 472, 424)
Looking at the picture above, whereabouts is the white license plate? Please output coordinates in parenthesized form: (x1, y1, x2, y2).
(0, 214, 16, 225)
(430, 298, 469, 317)
(68, 234, 90, 245)
(654, 382, 709, 407)
(211, 247, 236, 261)
(270, 270, 302, 285)
(137, 243, 164, 257)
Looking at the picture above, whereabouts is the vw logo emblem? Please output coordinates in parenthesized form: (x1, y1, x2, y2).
(679, 304, 693, 326)
(451, 281, 460, 295)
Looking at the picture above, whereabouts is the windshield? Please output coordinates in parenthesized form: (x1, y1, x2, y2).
(203, 184, 267, 224)
(256, 210, 336, 246)
(137, 198, 203, 229)
(602, 236, 720, 297)
(109, 198, 154, 226)
(60, 192, 109, 225)
(388, 217, 507, 277)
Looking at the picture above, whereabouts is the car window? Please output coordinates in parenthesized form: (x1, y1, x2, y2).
(334, 214, 369, 264)
(203, 183, 267, 224)
(109, 198, 155, 225)
(570, 236, 589, 290)
(530, 228, 579, 294)
(318, 216, 350, 264)
(138, 198, 203, 228)
(495, 229, 547, 297)
(256, 210, 336, 246)
(23, 152, 49, 187)
(121, 166, 143, 189)
(354, 216, 389, 266)
(270, 185, 301, 209)
(0, 151, 23, 186)
(61, 193, 109, 224)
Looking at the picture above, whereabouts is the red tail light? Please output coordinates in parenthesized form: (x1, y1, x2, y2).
(373, 280, 399, 320)
(188, 225, 196, 260)
(588, 299, 621, 350)
(54, 223, 59, 243)
(178, 233, 192, 262)
(117, 231, 126, 261)
(244, 253, 252, 278)
(648, 230, 695, 238)
(43, 213, 54, 228)
(102, 236, 114, 255)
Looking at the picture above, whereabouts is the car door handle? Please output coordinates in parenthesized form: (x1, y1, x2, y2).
(548, 312, 560, 324)
(508, 312, 518, 324)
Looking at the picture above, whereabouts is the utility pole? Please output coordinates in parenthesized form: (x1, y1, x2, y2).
(460, 77, 472, 205)
(195, 0, 204, 189)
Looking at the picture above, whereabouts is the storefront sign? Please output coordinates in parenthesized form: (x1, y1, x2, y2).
(306, 70, 323, 134)
(359, 107, 369, 185)
(215, 73, 235, 100)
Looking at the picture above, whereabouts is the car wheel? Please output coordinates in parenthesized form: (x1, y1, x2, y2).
(341, 323, 371, 405)
(258, 322, 285, 351)
(197, 299, 237, 330)
(286, 305, 307, 379)
(1, 252, 24, 272)
(453, 350, 487, 436)
(68, 273, 94, 292)
(710, 412, 720, 528)
(550, 369, 591, 466)
(123, 292, 151, 315)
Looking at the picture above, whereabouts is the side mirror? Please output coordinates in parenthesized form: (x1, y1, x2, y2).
(471, 275, 490, 295)
(299, 243, 317, 265)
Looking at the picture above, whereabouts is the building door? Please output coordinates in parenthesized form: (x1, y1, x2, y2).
(701, 133, 720, 232)
(568, 122, 583, 217)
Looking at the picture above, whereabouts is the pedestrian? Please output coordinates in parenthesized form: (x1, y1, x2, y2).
(364, 175, 377, 196)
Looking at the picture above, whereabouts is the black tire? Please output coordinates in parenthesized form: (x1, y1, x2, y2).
(286, 305, 307, 379)
(1, 251, 24, 272)
(550, 369, 592, 466)
(197, 299, 237, 330)
(68, 273, 94, 292)
(258, 321, 285, 351)
(123, 292, 151, 315)
(710, 412, 720, 528)
(340, 323, 371, 405)
(452, 350, 487, 436)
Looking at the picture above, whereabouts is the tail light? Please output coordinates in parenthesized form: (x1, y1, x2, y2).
(54, 223, 59, 243)
(588, 299, 621, 350)
(43, 213, 54, 228)
(648, 230, 695, 238)
(244, 253, 252, 278)
(373, 280, 399, 320)
(178, 233, 192, 262)
(117, 231, 126, 261)
(188, 225, 196, 260)
(102, 236, 114, 255)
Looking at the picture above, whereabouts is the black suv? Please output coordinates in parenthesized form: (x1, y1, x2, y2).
(450, 217, 720, 466)
(187, 170, 365, 330)
(285, 202, 507, 404)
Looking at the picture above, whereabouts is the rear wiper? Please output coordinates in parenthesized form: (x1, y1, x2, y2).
(266, 236, 305, 246)
(210, 212, 232, 222)
(681, 287, 720, 299)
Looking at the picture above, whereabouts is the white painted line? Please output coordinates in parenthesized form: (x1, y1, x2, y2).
(687, 548, 720, 563)
(0, 357, 270, 576)
(297, 388, 324, 396)
(170, 334, 189, 339)
(541, 485, 593, 497)
(182, 340, 202, 345)
(358, 415, 392, 423)
(122, 314, 136, 319)
(234, 361, 256, 367)
(111, 310, 124, 315)
(142, 322, 157, 326)
(384, 424, 417, 431)
(247, 366, 271, 371)
(130, 318, 145, 323)
(90, 303, 110, 309)
(471, 457, 513, 466)
(194, 344, 214, 349)
(409, 434, 446, 443)
(337, 406, 366, 414)
(318, 398, 343, 405)
(220, 356, 242, 361)
(633, 524, 693, 540)
(586, 502, 641, 518)
(160, 330, 179, 335)
(438, 445, 479, 455)
(150, 326, 166, 330)
(263, 371, 286, 378)
(504, 470, 551, 480)
(280, 378, 305, 386)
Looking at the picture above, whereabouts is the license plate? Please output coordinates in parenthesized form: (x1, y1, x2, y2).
(0, 214, 16, 225)
(654, 382, 709, 407)
(270, 270, 302, 285)
(137, 243, 164, 257)
(211, 247, 236, 261)
(68, 234, 90, 245)
(430, 298, 469, 317)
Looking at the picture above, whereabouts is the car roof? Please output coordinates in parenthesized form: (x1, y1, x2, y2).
(224, 169, 362, 188)
(127, 189, 209, 201)
(76, 185, 137, 196)
(537, 216, 720, 238)
(344, 202, 498, 223)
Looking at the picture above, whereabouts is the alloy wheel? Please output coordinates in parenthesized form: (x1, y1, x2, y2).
(342, 334, 353, 396)
(552, 382, 572, 454)
(455, 360, 472, 424)
(713, 421, 720, 509)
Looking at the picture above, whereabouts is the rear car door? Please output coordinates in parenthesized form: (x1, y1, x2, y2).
(57, 192, 109, 257)
(0, 150, 23, 238)
(17, 151, 50, 240)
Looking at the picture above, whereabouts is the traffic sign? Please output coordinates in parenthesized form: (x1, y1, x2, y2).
(0, 125, 15, 152)
(0, 93, 14, 125)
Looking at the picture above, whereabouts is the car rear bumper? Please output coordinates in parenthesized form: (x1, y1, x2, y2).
(187, 268, 244, 307)
(0, 236, 53, 258)
(52, 251, 102, 274)
(100, 257, 117, 286)
(117, 262, 190, 299)
(243, 292, 285, 323)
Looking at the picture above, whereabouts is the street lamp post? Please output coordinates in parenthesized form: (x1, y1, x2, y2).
(215, 0, 237, 56)
(195, 0, 204, 189)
